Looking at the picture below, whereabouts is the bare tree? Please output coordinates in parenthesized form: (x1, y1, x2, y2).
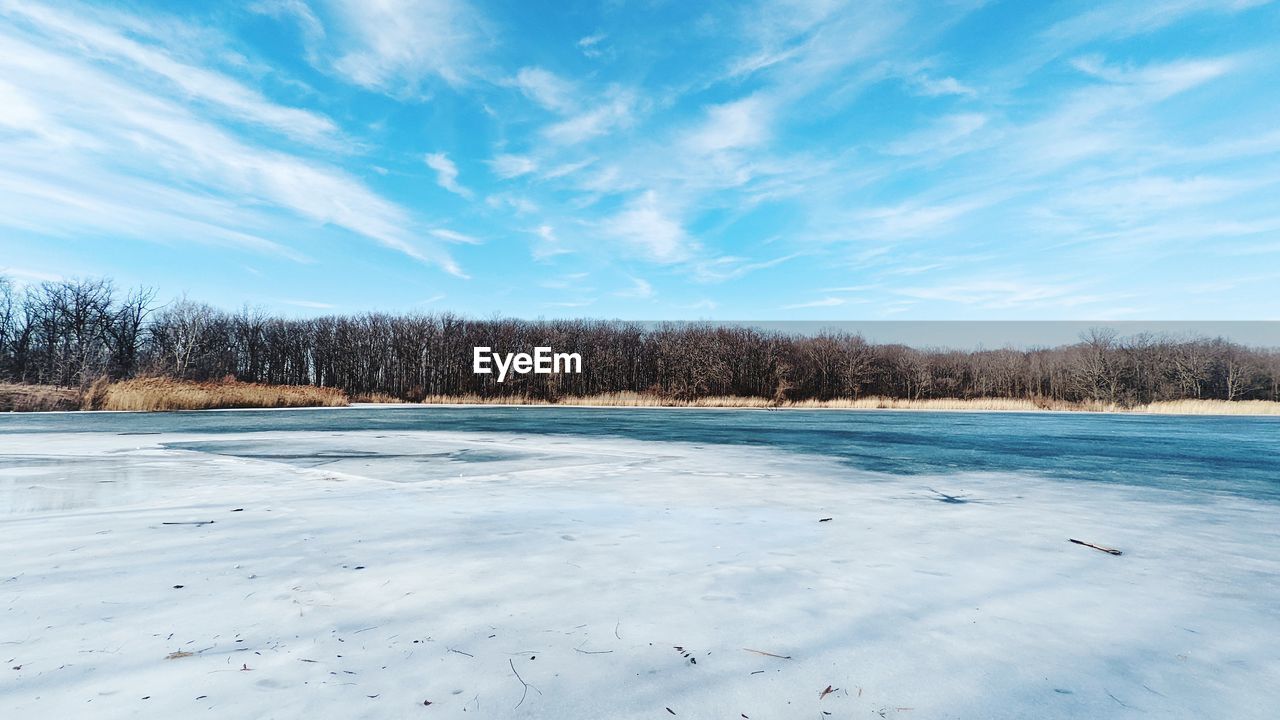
(3, 275, 1278, 405)
(148, 297, 219, 378)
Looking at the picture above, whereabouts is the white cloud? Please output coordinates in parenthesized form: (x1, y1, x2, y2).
(893, 280, 1108, 310)
(511, 67, 576, 112)
(543, 299, 595, 308)
(0, 78, 45, 131)
(1071, 54, 1236, 96)
(250, 0, 325, 45)
(884, 113, 989, 156)
(0, 170, 310, 262)
(692, 254, 798, 283)
(683, 95, 771, 154)
(325, 0, 485, 92)
(531, 224, 568, 260)
(428, 228, 481, 244)
(853, 198, 994, 239)
(0, 266, 64, 284)
(2, 2, 341, 145)
(600, 191, 691, 263)
(424, 152, 472, 198)
(614, 276, 654, 299)
(486, 193, 539, 214)
(544, 89, 638, 144)
(539, 272, 589, 290)
(0, 23, 464, 276)
(910, 74, 975, 97)
(783, 296, 846, 309)
(577, 33, 606, 58)
(880, 263, 943, 277)
(1057, 175, 1252, 218)
(821, 284, 878, 293)
(542, 158, 595, 180)
(1045, 0, 1274, 45)
(281, 299, 335, 309)
(727, 0, 909, 93)
(488, 154, 538, 179)
(1003, 55, 1239, 172)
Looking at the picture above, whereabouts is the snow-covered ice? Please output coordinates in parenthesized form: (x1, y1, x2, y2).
(1, 419, 1278, 719)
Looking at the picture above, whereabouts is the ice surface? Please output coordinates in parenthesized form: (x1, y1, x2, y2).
(1, 419, 1278, 719)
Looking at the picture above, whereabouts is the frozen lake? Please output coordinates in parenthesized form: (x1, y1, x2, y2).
(1, 407, 1278, 718)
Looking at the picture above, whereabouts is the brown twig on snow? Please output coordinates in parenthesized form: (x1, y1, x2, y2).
(509, 659, 541, 709)
(1069, 538, 1123, 556)
(742, 648, 792, 660)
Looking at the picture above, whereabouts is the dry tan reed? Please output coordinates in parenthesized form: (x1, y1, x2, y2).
(1135, 399, 1280, 416)
(0, 383, 82, 412)
(10, 379, 1276, 415)
(351, 392, 407, 404)
(91, 377, 348, 411)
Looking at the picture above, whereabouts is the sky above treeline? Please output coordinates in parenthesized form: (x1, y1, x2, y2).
(1, 0, 1278, 320)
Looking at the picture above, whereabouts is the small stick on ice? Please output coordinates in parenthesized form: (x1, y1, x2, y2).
(742, 648, 791, 660)
(925, 487, 967, 504)
(509, 658, 541, 709)
(1069, 538, 1123, 556)
(161, 521, 215, 526)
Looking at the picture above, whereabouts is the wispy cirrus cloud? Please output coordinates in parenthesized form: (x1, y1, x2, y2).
(4, 0, 1278, 318)
(324, 0, 488, 93)
(0, 266, 64, 285)
(428, 228, 482, 244)
(576, 33, 607, 59)
(782, 296, 846, 309)
(682, 95, 773, 155)
(614, 276, 654, 299)
(509, 66, 578, 113)
(281, 298, 335, 309)
(908, 73, 975, 97)
(1043, 0, 1275, 45)
(424, 152, 472, 198)
(488, 154, 538, 180)
(544, 89, 641, 144)
(0, 2, 468, 276)
(599, 191, 692, 263)
(892, 279, 1120, 311)
(3, 1, 341, 145)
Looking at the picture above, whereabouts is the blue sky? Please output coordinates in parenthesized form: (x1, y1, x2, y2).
(1, 0, 1278, 320)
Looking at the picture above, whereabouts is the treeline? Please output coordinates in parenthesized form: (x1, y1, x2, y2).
(2, 276, 1279, 405)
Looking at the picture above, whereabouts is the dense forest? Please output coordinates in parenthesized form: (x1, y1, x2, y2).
(2, 276, 1278, 405)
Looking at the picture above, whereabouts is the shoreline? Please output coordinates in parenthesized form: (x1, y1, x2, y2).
(369, 401, 1280, 417)
(6, 399, 1279, 418)
(6, 379, 1278, 417)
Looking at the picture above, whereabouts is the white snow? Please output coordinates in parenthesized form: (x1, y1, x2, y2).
(1, 428, 1278, 719)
